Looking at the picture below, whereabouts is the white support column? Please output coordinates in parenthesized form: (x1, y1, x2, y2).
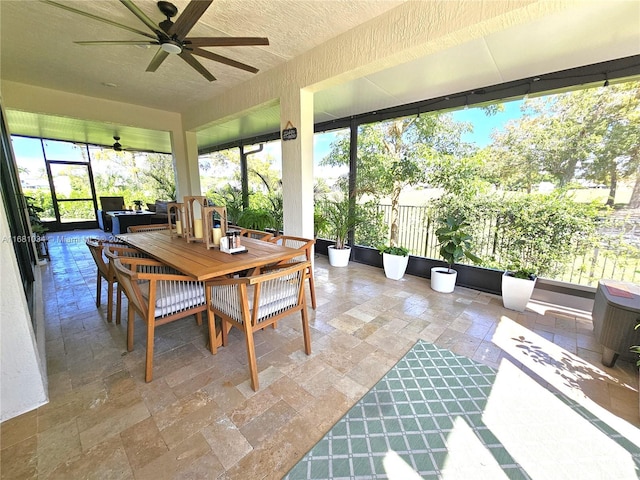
(280, 88, 314, 238)
(171, 129, 201, 200)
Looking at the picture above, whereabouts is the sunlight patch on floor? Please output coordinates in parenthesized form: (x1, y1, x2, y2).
(383, 450, 423, 480)
(483, 359, 639, 479)
(491, 316, 640, 447)
(527, 299, 593, 320)
(440, 417, 508, 480)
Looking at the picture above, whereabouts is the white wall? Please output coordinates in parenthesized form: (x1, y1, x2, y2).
(0, 201, 48, 421)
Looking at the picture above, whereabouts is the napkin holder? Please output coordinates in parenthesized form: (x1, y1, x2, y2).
(220, 235, 247, 254)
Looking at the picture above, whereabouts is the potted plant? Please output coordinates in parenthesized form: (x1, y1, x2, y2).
(378, 245, 410, 280)
(319, 196, 361, 267)
(25, 196, 49, 260)
(432, 213, 481, 293)
(501, 264, 537, 312)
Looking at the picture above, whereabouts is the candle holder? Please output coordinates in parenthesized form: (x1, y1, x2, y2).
(203, 206, 228, 250)
(184, 196, 208, 243)
(167, 202, 186, 238)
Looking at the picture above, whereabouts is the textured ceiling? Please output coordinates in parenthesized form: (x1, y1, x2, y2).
(1, 1, 639, 153)
(1, 0, 403, 112)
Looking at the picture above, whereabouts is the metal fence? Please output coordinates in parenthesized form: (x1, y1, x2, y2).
(366, 204, 639, 287)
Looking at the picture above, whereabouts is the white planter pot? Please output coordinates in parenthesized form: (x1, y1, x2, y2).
(328, 246, 351, 267)
(383, 253, 409, 280)
(501, 273, 537, 312)
(430, 267, 457, 293)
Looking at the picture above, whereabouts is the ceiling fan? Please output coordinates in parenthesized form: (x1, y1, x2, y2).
(41, 0, 269, 81)
(111, 135, 166, 154)
(112, 136, 126, 151)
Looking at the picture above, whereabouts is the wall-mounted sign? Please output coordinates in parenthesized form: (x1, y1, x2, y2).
(282, 120, 297, 141)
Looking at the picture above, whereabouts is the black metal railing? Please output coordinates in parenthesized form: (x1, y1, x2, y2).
(341, 203, 640, 287)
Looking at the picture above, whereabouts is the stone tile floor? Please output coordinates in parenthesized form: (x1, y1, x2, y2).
(1, 230, 638, 479)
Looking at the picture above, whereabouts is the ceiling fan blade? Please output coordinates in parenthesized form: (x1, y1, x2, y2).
(119, 0, 162, 36)
(40, 0, 156, 40)
(168, 0, 213, 39)
(191, 47, 259, 74)
(179, 51, 216, 82)
(185, 37, 270, 47)
(75, 40, 159, 46)
(146, 49, 170, 72)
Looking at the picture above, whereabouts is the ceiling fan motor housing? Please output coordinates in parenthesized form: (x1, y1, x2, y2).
(157, 1, 178, 19)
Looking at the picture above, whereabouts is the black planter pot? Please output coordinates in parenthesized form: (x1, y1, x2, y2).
(315, 240, 504, 295)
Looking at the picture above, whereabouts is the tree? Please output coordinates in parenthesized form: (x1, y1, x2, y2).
(490, 82, 640, 206)
(142, 153, 176, 200)
(576, 82, 640, 207)
(199, 148, 241, 195)
(322, 112, 474, 248)
(490, 111, 571, 192)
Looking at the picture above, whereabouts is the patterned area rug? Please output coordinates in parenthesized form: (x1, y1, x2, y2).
(285, 340, 640, 479)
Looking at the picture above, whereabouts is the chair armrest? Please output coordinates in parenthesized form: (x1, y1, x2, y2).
(247, 261, 310, 284)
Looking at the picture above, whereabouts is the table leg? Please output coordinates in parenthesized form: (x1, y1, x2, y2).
(601, 347, 619, 368)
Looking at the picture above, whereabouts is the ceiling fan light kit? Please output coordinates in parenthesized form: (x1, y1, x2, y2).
(161, 40, 182, 54)
(41, 0, 269, 82)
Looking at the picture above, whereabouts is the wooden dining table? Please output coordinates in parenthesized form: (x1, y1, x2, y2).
(117, 229, 301, 281)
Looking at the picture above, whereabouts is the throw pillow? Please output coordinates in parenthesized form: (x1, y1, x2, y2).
(155, 200, 169, 214)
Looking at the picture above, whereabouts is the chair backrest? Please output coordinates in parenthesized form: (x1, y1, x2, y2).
(127, 224, 170, 233)
(86, 237, 127, 278)
(103, 243, 148, 281)
(208, 261, 309, 326)
(112, 256, 205, 320)
(100, 196, 125, 211)
(239, 228, 274, 241)
(269, 235, 314, 263)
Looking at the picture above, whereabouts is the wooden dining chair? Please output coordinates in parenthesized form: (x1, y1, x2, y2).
(238, 228, 274, 241)
(206, 261, 312, 391)
(103, 245, 151, 324)
(112, 256, 206, 382)
(86, 237, 140, 323)
(269, 235, 317, 309)
(127, 224, 170, 233)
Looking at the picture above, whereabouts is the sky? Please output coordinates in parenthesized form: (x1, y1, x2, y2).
(450, 99, 524, 148)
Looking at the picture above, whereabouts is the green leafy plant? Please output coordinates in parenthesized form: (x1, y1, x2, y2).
(378, 245, 409, 257)
(25, 196, 49, 259)
(318, 196, 363, 250)
(208, 185, 244, 225)
(237, 207, 275, 231)
(434, 213, 481, 272)
(25, 196, 48, 235)
(506, 269, 537, 280)
(494, 191, 599, 277)
(314, 208, 329, 239)
(503, 257, 537, 280)
(631, 322, 640, 367)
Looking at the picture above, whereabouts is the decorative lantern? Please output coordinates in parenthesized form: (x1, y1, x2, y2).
(203, 205, 228, 250)
(183, 196, 208, 243)
(167, 202, 186, 238)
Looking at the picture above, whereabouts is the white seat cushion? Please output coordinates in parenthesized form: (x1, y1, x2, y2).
(140, 281, 205, 317)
